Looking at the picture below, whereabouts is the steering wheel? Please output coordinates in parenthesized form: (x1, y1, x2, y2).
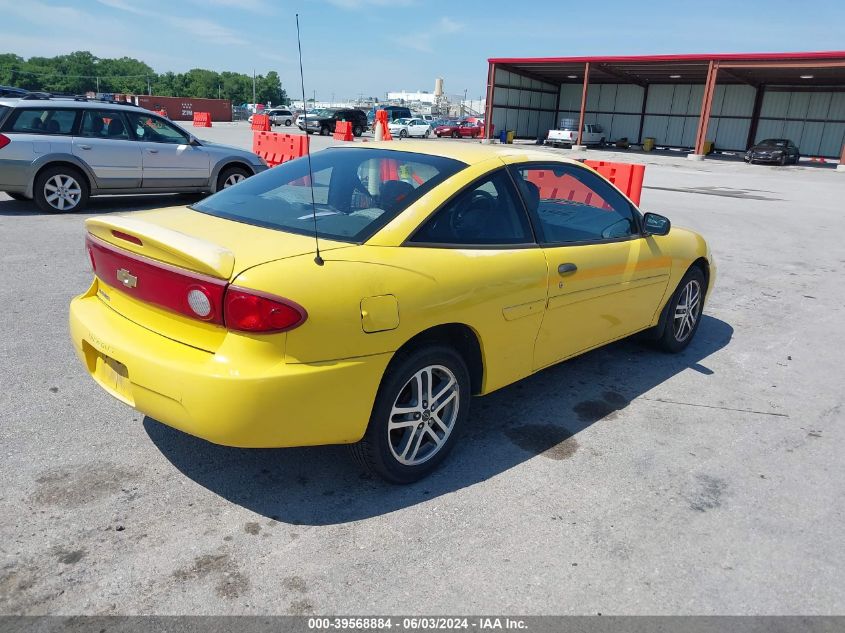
(449, 190, 496, 238)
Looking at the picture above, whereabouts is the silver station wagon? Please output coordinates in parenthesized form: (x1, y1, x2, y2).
(0, 96, 268, 213)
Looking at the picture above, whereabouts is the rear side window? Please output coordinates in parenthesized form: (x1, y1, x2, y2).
(0, 105, 9, 125)
(8, 108, 77, 135)
(410, 170, 533, 246)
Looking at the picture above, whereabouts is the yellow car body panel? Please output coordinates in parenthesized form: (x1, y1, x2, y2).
(68, 142, 715, 448)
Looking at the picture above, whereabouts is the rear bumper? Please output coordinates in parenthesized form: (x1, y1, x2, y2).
(68, 283, 390, 448)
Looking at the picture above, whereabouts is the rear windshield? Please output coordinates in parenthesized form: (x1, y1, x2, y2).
(192, 148, 465, 243)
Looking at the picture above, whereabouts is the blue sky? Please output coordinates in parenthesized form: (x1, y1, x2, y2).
(2, 0, 844, 100)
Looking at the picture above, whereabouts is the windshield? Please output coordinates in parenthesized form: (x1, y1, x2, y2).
(192, 148, 465, 243)
(759, 139, 788, 147)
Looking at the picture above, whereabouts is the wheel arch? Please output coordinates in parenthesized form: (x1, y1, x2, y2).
(210, 160, 256, 192)
(389, 323, 484, 395)
(31, 157, 95, 197)
(654, 258, 710, 338)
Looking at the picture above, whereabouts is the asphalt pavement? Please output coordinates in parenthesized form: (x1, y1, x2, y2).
(1, 129, 844, 614)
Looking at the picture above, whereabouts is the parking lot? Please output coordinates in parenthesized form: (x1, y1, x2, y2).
(1, 130, 844, 615)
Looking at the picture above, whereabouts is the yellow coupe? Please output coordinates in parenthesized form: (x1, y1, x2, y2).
(69, 142, 715, 483)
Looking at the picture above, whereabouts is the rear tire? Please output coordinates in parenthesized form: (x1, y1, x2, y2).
(656, 267, 706, 353)
(34, 165, 89, 214)
(353, 125, 363, 137)
(452, 131, 459, 138)
(351, 345, 470, 484)
(217, 165, 251, 191)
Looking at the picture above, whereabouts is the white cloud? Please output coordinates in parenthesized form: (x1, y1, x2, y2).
(392, 16, 465, 53)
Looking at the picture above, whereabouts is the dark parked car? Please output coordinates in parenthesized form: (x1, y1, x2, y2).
(299, 108, 368, 136)
(0, 86, 27, 98)
(745, 139, 800, 165)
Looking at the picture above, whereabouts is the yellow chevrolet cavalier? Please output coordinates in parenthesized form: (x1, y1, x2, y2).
(69, 142, 714, 483)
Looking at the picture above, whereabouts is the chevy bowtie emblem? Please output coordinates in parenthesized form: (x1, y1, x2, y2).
(116, 268, 137, 288)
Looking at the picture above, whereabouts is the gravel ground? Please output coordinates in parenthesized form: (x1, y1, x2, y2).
(1, 135, 844, 615)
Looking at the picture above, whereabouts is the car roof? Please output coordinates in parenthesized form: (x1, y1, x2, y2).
(0, 97, 149, 113)
(341, 140, 583, 167)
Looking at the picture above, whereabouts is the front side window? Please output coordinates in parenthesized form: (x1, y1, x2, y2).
(192, 148, 464, 243)
(125, 112, 189, 144)
(9, 108, 76, 135)
(510, 164, 637, 244)
(410, 170, 533, 246)
(79, 110, 129, 139)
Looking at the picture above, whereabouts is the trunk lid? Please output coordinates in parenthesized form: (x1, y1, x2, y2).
(86, 206, 350, 351)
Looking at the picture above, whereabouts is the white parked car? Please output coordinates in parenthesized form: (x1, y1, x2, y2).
(546, 122, 606, 148)
(388, 117, 432, 139)
(248, 108, 294, 126)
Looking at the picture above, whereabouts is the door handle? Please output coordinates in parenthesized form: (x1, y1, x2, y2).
(78, 144, 91, 150)
(147, 148, 159, 154)
(558, 263, 578, 275)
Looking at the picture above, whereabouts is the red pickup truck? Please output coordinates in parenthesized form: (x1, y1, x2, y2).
(434, 121, 482, 138)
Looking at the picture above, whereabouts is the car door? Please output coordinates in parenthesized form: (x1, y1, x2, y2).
(406, 167, 548, 389)
(73, 109, 142, 189)
(411, 119, 429, 137)
(124, 111, 210, 189)
(509, 162, 672, 370)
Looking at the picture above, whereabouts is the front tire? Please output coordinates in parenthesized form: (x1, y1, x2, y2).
(285, 119, 292, 126)
(656, 267, 706, 353)
(320, 126, 331, 136)
(399, 129, 408, 139)
(352, 345, 470, 484)
(34, 165, 89, 213)
(217, 165, 251, 191)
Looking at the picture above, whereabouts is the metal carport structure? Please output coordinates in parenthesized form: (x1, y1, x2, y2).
(483, 51, 845, 163)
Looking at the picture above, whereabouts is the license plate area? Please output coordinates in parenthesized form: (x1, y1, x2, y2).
(83, 342, 135, 405)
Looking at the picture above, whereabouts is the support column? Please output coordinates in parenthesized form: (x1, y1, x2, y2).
(574, 62, 590, 150)
(690, 60, 719, 160)
(483, 62, 496, 143)
(637, 84, 650, 144)
(745, 84, 765, 150)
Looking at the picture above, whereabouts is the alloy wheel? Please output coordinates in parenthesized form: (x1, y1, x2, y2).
(387, 365, 460, 466)
(223, 173, 246, 188)
(673, 279, 702, 342)
(43, 174, 82, 211)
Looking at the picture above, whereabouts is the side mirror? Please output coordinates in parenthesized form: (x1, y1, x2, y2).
(188, 136, 202, 147)
(642, 212, 671, 236)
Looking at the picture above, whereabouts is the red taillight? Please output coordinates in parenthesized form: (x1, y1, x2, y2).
(0, 134, 10, 150)
(87, 234, 226, 325)
(224, 287, 307, 333)
(86, 233, 306, 334)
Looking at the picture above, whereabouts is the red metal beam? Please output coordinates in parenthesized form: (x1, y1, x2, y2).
(576, 62, 590, 147)
(488, 51, 845, 65)
(840, 142, 845, 165)
(484, 62, 495, 140)
(694, 61, 719, 155)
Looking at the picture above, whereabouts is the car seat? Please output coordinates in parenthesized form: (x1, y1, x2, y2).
(380, 180, 415, 213)
(107, 118, 125, 137)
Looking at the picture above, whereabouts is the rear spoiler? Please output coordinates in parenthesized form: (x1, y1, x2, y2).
(85, 215, 236, 279)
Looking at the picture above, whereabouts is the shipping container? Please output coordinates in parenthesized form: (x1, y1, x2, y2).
(135, 96, 232, 122)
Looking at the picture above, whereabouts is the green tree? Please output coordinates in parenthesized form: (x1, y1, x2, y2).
(256, 71, 287, 106)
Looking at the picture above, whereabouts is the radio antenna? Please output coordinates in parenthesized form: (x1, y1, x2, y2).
(296, 13, 323, 266)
